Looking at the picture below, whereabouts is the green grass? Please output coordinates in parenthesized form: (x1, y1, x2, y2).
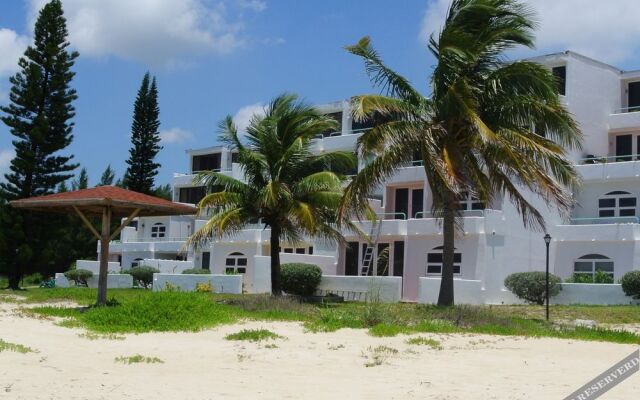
(405, 337, 443, 349)
(3, 288, 640, 344)
(115, 354, 163, 364)
(225, 328, 284, 342)
(0, 339, 37, 354)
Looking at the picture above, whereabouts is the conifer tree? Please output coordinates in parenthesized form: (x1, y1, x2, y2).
(97, 165, 115, 186)
(71, 167, 89, 190)
(123, 73, 162, 194)
(0, 0, 78, 288)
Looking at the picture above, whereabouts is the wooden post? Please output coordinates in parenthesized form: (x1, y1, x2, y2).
(97, 206, 111, 306)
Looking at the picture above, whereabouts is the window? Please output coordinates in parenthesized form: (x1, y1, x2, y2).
(179, 186, 206, 204)
(598, 191, 636, 217)
(151, 223, 166, 238)
(552, 66, 566, 96)
(458, 191, 485, 211)
(225, 252, 248, 274)
(282, 246, 310, 254)
(320, 112, 342, 137)
(426, 246, 461, 275)
(192, 153, 221, 172)
(131, 258, 143, 268)
(574, 254, 614, 280)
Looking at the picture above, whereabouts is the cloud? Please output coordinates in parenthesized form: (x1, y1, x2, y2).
(0, 29, 28, 77)
(159, 127, 194, 144)
(233, 103, 265, 134)
(27, 0, 264, 67)
(0, 148, 14, 180)
(237, 0, 267, 12)
(420, 0, 640, 65)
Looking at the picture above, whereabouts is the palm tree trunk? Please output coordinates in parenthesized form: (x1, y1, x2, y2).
(437, 192, 455, 306)
(270, 224, 282, 296)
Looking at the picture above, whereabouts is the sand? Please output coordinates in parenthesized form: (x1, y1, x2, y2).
(0, 301, 638, 400)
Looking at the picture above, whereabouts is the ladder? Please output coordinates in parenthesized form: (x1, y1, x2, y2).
(360, 216, 383, 276)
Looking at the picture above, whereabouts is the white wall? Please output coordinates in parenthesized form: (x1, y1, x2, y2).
(418, 278, 486, 305)
(152, 273, 242, 294)
(554, 283, 634, 305)
(252, 256, 272, 294)
(75, 260, 121, 274)
(317, 275, 402, 302)
(142, 259, 194, 274)
(280, 253, 337, 275)
(55, 273, 133, 289)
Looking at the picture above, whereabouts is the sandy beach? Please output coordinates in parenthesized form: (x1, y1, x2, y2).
(0, 301, 638, 400)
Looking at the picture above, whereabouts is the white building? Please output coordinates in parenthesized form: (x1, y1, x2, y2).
(102, 51, 640, 302)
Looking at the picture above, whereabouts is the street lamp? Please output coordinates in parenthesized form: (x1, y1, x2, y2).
(544, 233, 552, 321)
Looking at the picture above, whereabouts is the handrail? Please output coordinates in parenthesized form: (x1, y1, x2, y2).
(579, 155, 640, 164)
(413, 209, 487, 219)
(311, 128, 373, 140)
(124, 237, 190, 243)
(615, 106, 640, 114)
(569, 216, 640, 225)
(370, 212, 407, 220)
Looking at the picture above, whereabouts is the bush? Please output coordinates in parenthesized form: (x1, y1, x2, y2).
(504, 271, 562, 305)
(280, 263, 322, 297)
(182, 268, 211, 275)
(566, 271, 614, 284)
(64, 269, 93, 287)
(620, 271, 640, 299)
(23, 273, 44, 286)
(122, 266, 159, 289)
(195, 282, 213, 293)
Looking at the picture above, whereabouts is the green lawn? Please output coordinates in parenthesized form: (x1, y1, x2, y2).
(2, 288, 640, 344)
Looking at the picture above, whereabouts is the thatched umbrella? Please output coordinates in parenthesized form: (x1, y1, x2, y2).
(11, 186, 196, 305)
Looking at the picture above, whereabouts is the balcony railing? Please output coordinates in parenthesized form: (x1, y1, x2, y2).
(579, 155, 640, 165)
(616, 106, 640, 114)
(312, 128, 372, 140)
(122, 237, 190, 243)
(413, 209, 487, 219)
(569, 216, 640, 225)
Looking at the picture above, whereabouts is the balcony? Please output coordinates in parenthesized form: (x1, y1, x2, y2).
(173, 167, 233, 187)
(309, 129, 368, 153)
(576, 156, 640, 181)
(608, 108, 640, 131)
(556, 217, 640, 242)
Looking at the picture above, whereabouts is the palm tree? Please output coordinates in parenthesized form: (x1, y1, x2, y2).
(188, 94, 357, 295)
(341, 0, 582, 306)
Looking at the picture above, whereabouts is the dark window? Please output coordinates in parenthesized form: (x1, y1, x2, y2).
(395, 188, 409, 220)
(308, 246, 314, 255)
(376, 243, 389, 276)
(351, 111, 395, 131)
(237, 267, 246, 274)
(599, 198, 616, 208)
(411, 189, 424, 218)
(552, 66, 566, 96)
(192, 153, 221, 172)
(202, 252, 210, 270)
(427, 247, 461, 275)
(179, 186, 206, 204)
(345, 242, 359, 276)
(616, 134, 632, 161)
(321, 112, 342, 137)
(628, 82, 640, 112)
(237, 258, 247, 266)
(284, 248, 293, 253)
(151, 223, 166, 238)
(393, 241, 404, 277)
(225, 258, 235, 266)
(295, 248, 305, 254)
(231, 152, 239, 163)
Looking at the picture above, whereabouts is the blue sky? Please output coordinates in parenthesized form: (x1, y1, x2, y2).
(1, 0, 640, 186)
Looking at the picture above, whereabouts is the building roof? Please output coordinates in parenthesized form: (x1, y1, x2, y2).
(10, 185, 196, 217)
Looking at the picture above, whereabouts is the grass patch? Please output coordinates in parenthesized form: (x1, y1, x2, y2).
(363, 345, 398, 367)
(78, 332, 125, 341)
(115, 354, 163, 364)
(0, 339, 37, 354)
(406, 336, 443, 350)
(7, 288, 640, 344)
(225, 329, 283, 342)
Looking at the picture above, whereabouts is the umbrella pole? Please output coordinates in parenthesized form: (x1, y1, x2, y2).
(97, 206, 111, 306)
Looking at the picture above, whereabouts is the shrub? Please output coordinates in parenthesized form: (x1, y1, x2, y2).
(504, 271, 562, 305)
(182, 268, 210, 275)
(121, 266, 159, 289)
(195, 282, 213, 293)
(620, 271, 640, 299)
(64, 269, 93, 287)
(566, 271, 614, 284)
(280, 263, 322, 296)
(23, 273, 44, 286)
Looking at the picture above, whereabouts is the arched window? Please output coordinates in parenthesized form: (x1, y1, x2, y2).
(131, 258, 143, 268)
(426, 246, 461, 275)
(225, 252, 248, 274)
(151, 223, 166, 238)
(598, 191, 636, 217)
(574, 254, 614, 280)
(458, 191, 485, 211)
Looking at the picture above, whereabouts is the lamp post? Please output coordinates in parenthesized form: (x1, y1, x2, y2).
(544, 233, 551, 321)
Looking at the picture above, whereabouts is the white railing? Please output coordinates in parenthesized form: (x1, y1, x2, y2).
(123, 237, 190, 243)
(615, 106, 640, 114)
(579, 155, 640, 164)
(312, 128, 372, 140)
(569, 216, 640, 225)
(413, 209, 488, 219)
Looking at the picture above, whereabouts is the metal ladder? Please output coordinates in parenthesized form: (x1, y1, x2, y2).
(360, 216, 383, 276)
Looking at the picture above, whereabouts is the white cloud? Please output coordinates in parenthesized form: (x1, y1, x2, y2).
(0, 148, 14, 180)
(159, 127, 194, 144)
(0, 29, 28, 77)
(233, 103, 265, 134)
(420, 0, 640, 65)
(27, 0, 262, 67)
(238, 0, 267, 12)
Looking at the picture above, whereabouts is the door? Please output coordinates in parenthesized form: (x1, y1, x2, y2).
(629, 82, 640, 111)
(395, 188, 409, 219)
(616, 134, 632, 161)
(345, 242, 359, 276)
(411, 188, 424, 218)
(202, 252, 210, 270)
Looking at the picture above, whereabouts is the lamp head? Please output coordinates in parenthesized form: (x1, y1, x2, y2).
(544, 233, 551, 245)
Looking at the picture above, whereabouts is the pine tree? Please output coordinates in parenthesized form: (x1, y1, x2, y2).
(71, 167, 88, 190)
(153, 183, 172, 200)
(97, 165, 115, 186)
(0, 0, 78, 288)
(123, 73, 162, 194)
